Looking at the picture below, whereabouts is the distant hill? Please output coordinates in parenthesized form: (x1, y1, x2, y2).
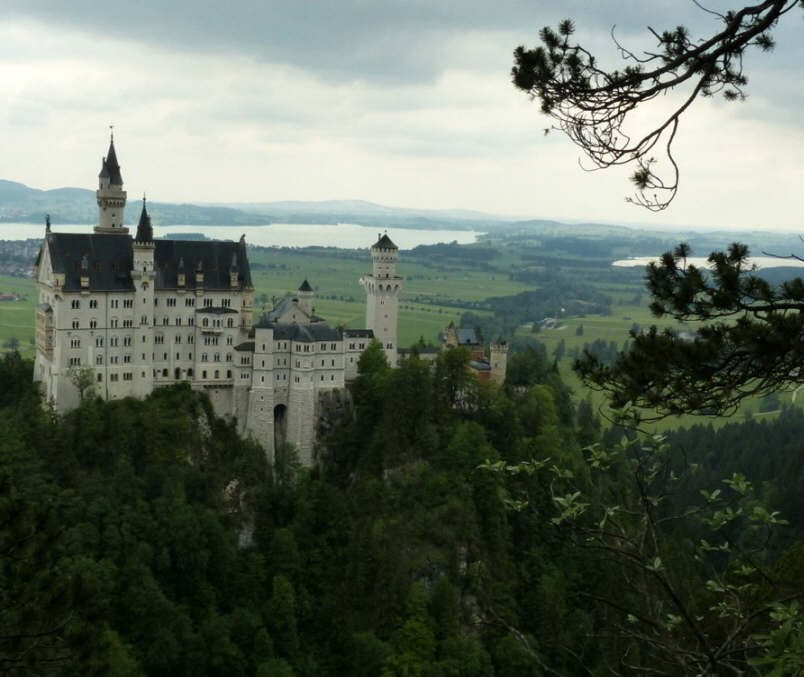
(1, 180, 537, 231)
(0, 180, 269, 227)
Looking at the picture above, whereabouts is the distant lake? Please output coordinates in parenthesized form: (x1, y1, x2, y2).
(613, 256, 804, 269)
(1, 223, 483, 249)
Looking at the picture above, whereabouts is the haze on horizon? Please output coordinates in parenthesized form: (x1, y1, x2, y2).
(1, 1, 803, 232)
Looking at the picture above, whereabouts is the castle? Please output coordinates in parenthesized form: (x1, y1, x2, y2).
(34, 136, 506, 465)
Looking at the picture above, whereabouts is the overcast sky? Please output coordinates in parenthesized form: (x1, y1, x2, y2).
(2, 1, 802, 231)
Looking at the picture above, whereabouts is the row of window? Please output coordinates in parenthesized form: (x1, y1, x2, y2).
(68, 315, 238, 330)
(69, 297, 242, 310)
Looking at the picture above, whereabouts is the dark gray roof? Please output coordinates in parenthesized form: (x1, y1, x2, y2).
(135, 201, 153, 243)
(298, 279, 313, 292)
(196, 306, 238, 314)
(458, 328, 480, 345)
(254, 319, 342, 342)
(235, 341, 255, 352)
(373, 233, 398, 250)
(469, 360, 491, 371)
(343, 329, 374, 338)
(152, 239, 252, 291)
(42, 232, 252, 292)
(100, 138, 123, 185)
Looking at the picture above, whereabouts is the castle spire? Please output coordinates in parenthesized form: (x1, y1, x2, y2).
(135, 195, 153, 243)
(95, 131, 128, 234)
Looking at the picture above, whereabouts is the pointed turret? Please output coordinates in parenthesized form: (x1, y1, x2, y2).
(95, 131, 128, 234)
(297, 279, 313, 316)
(135, 197, 153, 243)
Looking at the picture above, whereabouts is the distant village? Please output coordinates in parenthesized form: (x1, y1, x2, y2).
(0, 239, 39, 278)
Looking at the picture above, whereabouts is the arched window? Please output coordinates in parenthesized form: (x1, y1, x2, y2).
(202, 370, 207, 379)
(203, 318, 209, 327)
(162, 368, 168, 377)
(175, 368, 181, 379)
(227, 318, 234, 327)
(188, 368, 194, 377)
(214, 370, 220, 379)
(226, 370, 232, 378)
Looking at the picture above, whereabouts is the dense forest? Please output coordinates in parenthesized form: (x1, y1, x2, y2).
(0, 347, 802, 676)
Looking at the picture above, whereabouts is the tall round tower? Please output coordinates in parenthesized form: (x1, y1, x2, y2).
(95, 132, 128, 234)
(360, 233, 403, 365)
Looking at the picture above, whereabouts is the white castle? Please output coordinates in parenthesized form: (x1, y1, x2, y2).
(33, 136, 506, 465)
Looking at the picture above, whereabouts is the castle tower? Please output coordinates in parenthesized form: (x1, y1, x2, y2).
(131, 198, 156, 397)
(95, 132, 128, 234)
(360, 233, 403, 366)
(490, 339, 508, 385)
(297, 279, 313, 317)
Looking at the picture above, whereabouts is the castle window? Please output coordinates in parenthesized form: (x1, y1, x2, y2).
(96, 337, 104, 347)
(71, 300, 80, 309)
(124, 372, 133, 381)
(162, 369, 168, 377)
(72, 320, 79, 329)
(123, 355, 131, 363)
(110, 319, 118, 328)
(110, 337, 118, 347)
(176, 352, 180, 360)
(349, 343, 355, 349)
(321, 360, 324, 367)
(320, 375, 324, 381)
(222, 299, 231, 308)
(331, 375, 335, 381)
(154, 298, 158, 306)
(70, 338, 80, 348)
(175, 318, 182, 326)
(110, 300, 119, 309)
(332, 359, 335, 366)
(142, 315, 148, 324)
(123, 299, 133, 309)
(175, 335, 181, 344)
(89, 299, 98, 309)
(201, 354, 208, 362)
(186, 298, 195, 307)
(188, 318, 194, 326)
(110, 374, 119, 382)
(154, 335, 164, 345)
(203, 318, 209, 327)
(69, 357, 81, 366)
(204, 298, 213, 307)
(188, 368, 194, 377)
(188, 335, 194, 344)
(123, 336, 131, 346)
(240, 356, 250, 365)
(227, 318, 233, 328)
(226, 353, 232, 362)
(123, 319, 132, 328)
(214, 370, 220, 379)
(331, 343, 337, 350)
(162, 318, 169, 326)
(242, 372, 249, 379)
(202, 370, 207, 379)
(110, 356, 118, 364)
(214, 353, 221, 362)
(321, 343, 326, 351)
(175, 368, 181, 379)
(97, 373, 102, 381)
(228, 370, 233, 378)
(167, 298, 177, 307)
(227, 336, 233, 345)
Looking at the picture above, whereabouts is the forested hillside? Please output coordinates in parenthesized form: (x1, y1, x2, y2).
(0, 348, 802, 675)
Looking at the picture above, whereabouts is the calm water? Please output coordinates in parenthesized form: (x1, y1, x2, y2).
(0, 222, 482, 249)
(612, 256, 804, 269)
